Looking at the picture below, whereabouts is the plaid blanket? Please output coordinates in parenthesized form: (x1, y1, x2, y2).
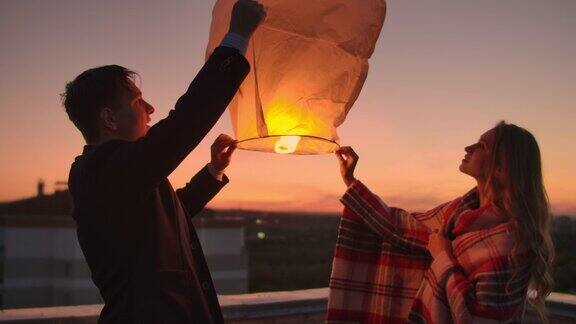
(327, 180, 529, 323)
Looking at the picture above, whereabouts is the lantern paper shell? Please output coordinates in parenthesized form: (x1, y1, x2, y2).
(206, 0, 386, 154)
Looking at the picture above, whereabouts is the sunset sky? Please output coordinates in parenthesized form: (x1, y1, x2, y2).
(1, 0, 574, 214)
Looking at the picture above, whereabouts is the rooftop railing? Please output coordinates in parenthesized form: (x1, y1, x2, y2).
(1, 288, 575, 323)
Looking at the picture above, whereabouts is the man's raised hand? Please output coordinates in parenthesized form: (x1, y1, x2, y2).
(210, 134, 237, 175)
(229, 0, 267, 39)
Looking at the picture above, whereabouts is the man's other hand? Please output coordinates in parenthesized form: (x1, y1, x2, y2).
(210, 134, 237, 175)
(229, 0, 267, 39)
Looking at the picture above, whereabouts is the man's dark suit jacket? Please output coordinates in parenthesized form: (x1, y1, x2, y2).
(68, 46, 249, 324)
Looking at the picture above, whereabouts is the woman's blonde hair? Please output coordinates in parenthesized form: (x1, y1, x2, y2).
(485, 121, 555, 322)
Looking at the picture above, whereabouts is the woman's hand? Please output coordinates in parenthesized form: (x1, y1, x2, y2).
(427, 226, 452, 259)
(335, 146, 359, 187)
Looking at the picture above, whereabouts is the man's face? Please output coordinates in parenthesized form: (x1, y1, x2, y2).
(113, 81, 155, 141)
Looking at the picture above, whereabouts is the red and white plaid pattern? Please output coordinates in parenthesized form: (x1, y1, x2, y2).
(327, 180, 529, 323)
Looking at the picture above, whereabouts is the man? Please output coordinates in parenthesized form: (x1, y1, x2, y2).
(62, 1, 265, 323)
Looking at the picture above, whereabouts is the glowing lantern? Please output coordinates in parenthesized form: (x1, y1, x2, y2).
(207, 0, 386, 154)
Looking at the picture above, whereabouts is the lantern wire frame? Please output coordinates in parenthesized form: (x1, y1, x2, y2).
(236, 135, 340, 155)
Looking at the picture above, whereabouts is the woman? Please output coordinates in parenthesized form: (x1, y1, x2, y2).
(327, 122, 554, 323)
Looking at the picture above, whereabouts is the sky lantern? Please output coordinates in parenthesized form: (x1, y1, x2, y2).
(207, 0, 386, 154)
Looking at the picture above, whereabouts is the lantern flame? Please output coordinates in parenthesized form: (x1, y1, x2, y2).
(274, 136, 301, 154)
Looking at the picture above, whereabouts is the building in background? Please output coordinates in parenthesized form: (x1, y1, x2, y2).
(0, 186, 248, 309)
(0, 213, 97, 308)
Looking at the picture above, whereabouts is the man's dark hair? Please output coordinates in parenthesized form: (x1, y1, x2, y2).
(61, 65, 137, 142)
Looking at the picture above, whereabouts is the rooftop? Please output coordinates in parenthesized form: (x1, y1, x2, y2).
(0, 288, 575, 323)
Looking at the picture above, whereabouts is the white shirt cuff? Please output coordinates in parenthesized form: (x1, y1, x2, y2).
(220, 32, 249, 55)
(207, 163, 225, 182)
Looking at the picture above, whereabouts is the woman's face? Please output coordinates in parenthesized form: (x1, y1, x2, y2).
(459, 128, 496, 181)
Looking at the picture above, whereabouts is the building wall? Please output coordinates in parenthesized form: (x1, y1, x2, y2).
(0, 218, 248, 309)
(0, 227, 101, 308)
(197, 227, 248, 294)
(0, 228, 6, 307)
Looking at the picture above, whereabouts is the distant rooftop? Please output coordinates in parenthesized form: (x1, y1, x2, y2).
(0, 190, 73, 216)
(0, 189, 339, 220)
(0, 190, 262, 228)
